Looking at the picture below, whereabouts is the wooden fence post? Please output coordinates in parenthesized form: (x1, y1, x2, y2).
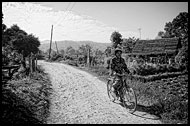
(30, 52, 36, 73)
(29, 54, 31, 74)
(87, 48, 89, 67)
(30, 53, 33, 73)
(35, 54, 37, 71)
(87, 48, 90, 68)
(32, 53, 35, 72)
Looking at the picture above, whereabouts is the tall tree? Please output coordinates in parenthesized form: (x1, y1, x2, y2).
(79, 45, 86, 55)
(46, 49, 56, 56)
(162, 12, 188, 67)
(12, 33, 40, 57)
(110, 31, 122, 48)
(2, 12, 10, 65)
(2, 12, 7, 46)
(95, 49, 103, 57)
(60, 49, 65, 57)
(78, 44, 92, 56)
(2, 23, 40, 66)
(66, 46, 76, 56)
(77, 44, 92, 63)
(163, 12, 188, 45)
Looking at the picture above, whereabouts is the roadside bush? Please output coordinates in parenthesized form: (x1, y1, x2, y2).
(2, 66, 52, 124)
(133, 63, 186, 76)
(2, 88, 42, 124)
(50, 54, 62, 61)
(130, 74, 188, 124)
(157, 95, 188, 124)
(134, 64, 157, 76)
(64, 59, 78, 66)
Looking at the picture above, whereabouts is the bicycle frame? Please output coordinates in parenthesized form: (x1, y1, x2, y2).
(107, 73, 137, 113)
(108, 73, 129, 98)
(114, 73, 131, 89)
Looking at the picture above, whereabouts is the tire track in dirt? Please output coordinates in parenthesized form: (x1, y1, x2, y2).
(38, 60, 162, 124)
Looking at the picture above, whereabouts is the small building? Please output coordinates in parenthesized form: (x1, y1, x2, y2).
(125, 38, 182, 64)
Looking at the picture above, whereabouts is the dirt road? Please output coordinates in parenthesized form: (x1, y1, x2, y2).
(38, 60, 162, 124)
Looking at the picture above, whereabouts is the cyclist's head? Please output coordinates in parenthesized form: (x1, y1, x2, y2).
(115, 46, 122, 57)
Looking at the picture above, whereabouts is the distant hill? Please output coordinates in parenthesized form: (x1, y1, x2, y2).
(39, 40, 111, 52)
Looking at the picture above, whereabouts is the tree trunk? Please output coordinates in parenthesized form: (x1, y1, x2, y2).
(35, 56, 37, 71)
(32, 58, 35, 72)
(29, 56, 31, 72)
(87, 48, 90, 68)
(30, 53, 34, 73)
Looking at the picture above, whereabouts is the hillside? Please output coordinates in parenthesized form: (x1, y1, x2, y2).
(39, 40, 111, 52)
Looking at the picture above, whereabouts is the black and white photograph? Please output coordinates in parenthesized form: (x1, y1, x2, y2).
(2, 2, 188, 124)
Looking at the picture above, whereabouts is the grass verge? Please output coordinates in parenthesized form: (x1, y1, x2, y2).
(2, 65, 52, 124)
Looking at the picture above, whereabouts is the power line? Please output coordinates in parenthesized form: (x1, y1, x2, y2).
(53, 2, 76, 42)
(54, 2, 71, 28)
(35, 3, 72, 37)
(69, 2, 76, 11)
(60, 2, 76, 22)
(67, 2, 76, 21)
(54, 2, 76, 28)
(39, 2, 76, 41)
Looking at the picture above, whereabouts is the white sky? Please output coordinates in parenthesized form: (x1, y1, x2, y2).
(2, 2, 188, 43)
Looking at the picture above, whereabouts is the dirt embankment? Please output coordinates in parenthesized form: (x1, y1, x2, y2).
(38, 60, 161, 124)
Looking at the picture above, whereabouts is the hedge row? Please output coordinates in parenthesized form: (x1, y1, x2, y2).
(131, 63, 186, 76)
(131, 71, 187, 82)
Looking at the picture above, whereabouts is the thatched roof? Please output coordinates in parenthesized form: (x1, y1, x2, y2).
(130, 38, 181, 55)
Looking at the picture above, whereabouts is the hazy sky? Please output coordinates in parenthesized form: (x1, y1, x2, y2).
(2, 2, 188, 43)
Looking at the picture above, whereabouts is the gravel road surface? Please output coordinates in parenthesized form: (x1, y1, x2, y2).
(38, 60, 161, 124)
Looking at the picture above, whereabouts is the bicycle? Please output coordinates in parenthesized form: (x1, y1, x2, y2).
(107, 73, 137, 114)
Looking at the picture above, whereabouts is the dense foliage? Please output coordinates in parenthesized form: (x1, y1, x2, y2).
(2, 25, 40, 65)
(2, 66, 52, 124)
(46, 43, 104, 67)
(132, 63, 186, 76)
(110, 31, 122, 48)
(122, 37, 139, 53)
(163, 12, 188, 42)
(2, 12, 48, 124)
(2, 12, 40, 66)
(156, 12, 188, 68)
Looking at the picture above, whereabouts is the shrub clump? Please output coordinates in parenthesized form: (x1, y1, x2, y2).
(133, 63, 186, 76)
(132, 74, 188, 124)
(2, 66, 52, 124)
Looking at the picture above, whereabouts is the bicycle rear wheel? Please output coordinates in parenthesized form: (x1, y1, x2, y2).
(107, 80, 116, 102)
(122, 87, 137, 113)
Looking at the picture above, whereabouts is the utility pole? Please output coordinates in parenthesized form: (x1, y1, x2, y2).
(87, 47, 90, 68)
(49, 25, 53, 60)
(138, 28, 141, 39)
(55, 41, 59, 54)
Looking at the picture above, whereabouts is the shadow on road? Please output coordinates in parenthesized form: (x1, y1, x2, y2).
(114, 101, 162, 120)
(132, 104, 162, 120)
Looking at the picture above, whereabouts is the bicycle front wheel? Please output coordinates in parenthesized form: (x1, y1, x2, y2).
(122, 87, 137, 114)
(107, 80, 116, 102)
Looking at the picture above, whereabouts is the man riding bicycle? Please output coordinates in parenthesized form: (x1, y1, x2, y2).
(108, 45, 131, 101)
